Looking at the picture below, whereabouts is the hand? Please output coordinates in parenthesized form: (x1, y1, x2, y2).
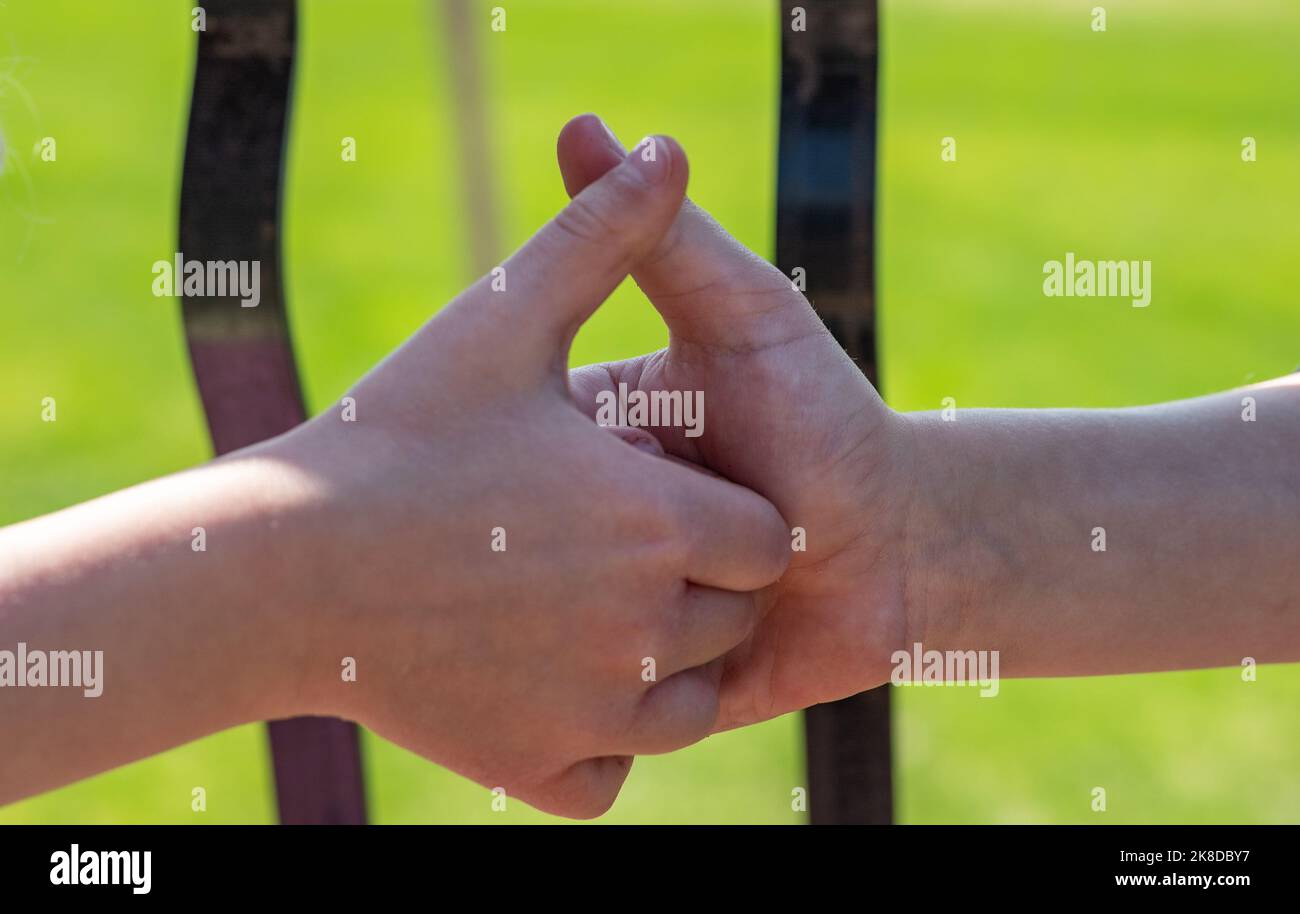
(272, 136, 789, 816)
(563, 115, 916, 730)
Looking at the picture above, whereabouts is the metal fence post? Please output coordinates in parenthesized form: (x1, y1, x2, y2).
(775, 0, 892, 824)
(178, 0, 367, 825)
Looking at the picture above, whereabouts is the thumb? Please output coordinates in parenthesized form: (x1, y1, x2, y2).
(456, 129, 687, 371)
(557, 114, 823, 351)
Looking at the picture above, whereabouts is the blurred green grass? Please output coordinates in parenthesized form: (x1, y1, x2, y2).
(1, 0, 1296, 823)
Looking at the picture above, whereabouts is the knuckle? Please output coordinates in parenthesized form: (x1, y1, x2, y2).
(619, 482, 693, 567)
(653, 507, 696, 574)
(552, 195, 613, 247)
(555, 171, 654, 256)
(610, 610, 662, 669)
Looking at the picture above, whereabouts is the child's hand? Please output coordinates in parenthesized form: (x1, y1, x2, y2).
(562, 115, 914, 730)
(270, 135, 789, 817)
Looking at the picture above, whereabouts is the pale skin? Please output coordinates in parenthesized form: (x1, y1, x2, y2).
(2, 117, 1298, 818)
(558, 114, 1300, 730)
(0, 138, 791, 817)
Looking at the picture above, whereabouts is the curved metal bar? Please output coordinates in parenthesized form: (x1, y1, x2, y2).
(178, 0, 366, 825)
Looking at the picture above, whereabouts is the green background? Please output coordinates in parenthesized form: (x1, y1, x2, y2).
(1, 0, 1296, 823)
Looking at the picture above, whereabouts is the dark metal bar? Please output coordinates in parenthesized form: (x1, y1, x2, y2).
(179, 0, 366, 824)
(775, 0, 892, 824)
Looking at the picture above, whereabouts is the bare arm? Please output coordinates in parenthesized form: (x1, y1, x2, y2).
(0, 454, 318, 804)
(903, 375, 1300, 676)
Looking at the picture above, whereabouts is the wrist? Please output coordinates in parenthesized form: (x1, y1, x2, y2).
(245, 421, 427, 727)
(895, 410, 1007, 655)
(200, 445, 350, 722)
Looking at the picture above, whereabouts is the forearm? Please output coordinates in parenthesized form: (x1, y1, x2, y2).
(0, 451, 321, 805)
(903, 376, 1300, 677)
